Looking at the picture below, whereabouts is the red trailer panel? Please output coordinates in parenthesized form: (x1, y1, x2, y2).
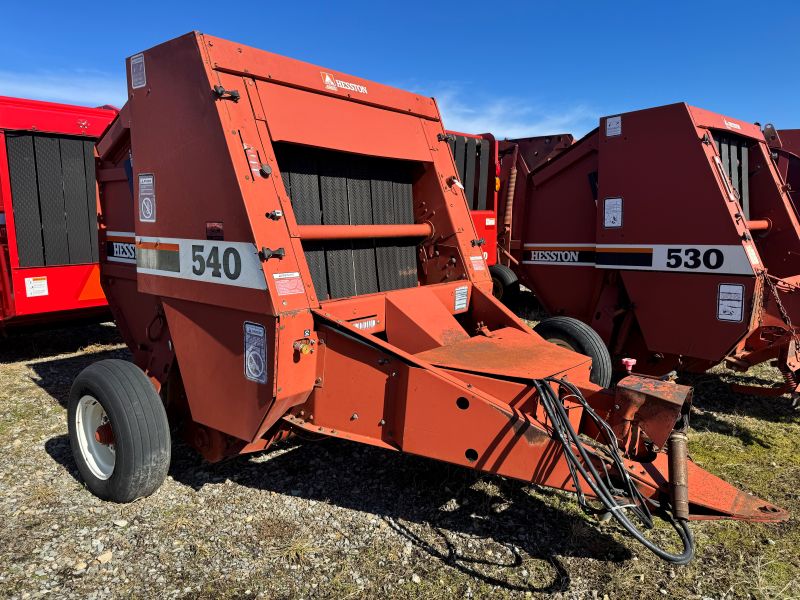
(0, 97, 116, 330)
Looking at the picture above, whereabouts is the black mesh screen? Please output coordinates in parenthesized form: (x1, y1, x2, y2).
(5, 132, 98, 267)
(448, 135, 490, 210)
(713, 132, 750, 219)
(275, 144, 419, 300)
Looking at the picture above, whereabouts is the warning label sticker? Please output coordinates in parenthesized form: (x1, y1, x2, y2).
(24, 276, 48, 298)
(130, 53, 146, 89)
(138, 174, 156, 223)
(605, 115, 622, 137)
(273, 272, 304, 296)
(244, 322, 267, 384)
(717, 283, 744, 322)
(470, 255, 486, 271)
(454, 285, 469, 311)
(603, 197, 623, 228)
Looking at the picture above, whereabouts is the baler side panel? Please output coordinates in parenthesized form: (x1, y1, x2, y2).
(520, 137, 604, 321)
(599, 104, 757, 361)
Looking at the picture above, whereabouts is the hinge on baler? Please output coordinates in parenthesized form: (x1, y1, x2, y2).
(259, 247, 285, 261)
(471, 238, 485, 247)
(212, 85, 240, 102)
(437, 133, 456, 143)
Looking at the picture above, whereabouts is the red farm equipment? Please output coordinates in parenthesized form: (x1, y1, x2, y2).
(0, 97, 116, 331)
(763, 125, 800, 209)
(476, 104, 800, 401)
(67, 34, 787, 565)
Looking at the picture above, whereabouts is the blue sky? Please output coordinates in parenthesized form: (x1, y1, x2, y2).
(1, 1, 798, 137)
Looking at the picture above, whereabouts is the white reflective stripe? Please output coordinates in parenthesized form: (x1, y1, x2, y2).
(136, 236, 267, 290)
(521, 243, 756, 276)
(105, 230, 135, 239)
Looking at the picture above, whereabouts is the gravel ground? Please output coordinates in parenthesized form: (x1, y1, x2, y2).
(1, 310, 799, 599)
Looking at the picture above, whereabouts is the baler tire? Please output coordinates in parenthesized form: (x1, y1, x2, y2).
(68, 359, 171, 503)
(489, 264, 519, 303)
(534, 317, 612, 388)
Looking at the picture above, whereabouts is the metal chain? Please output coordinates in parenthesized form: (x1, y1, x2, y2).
(761, 271, 800, 362)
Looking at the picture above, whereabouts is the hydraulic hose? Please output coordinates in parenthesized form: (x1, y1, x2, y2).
(532, 377, 695, 565)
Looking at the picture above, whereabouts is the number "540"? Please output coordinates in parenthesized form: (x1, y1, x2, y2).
(191, 245, 242, 280)
(666, 248, 724, 270)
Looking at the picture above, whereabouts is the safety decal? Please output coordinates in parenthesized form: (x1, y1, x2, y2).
(24, 276, 48, 298)
(605, 116, 622, 137)
(522, 243, 756, 275)
(136, 237, 268, 290)
(130, 53, 146, 89)
(243, 321, 267, 384)
(717, 284, 744, 322)
(138, 174, 156, 223)
(273, 272, 305, 296)
(470, 255, 486, 271)
(106, 231, 136, 264)
(454, 285, 469, 311)
(603, 197, 623, 228)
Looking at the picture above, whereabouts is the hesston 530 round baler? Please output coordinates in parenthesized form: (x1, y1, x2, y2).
(479, 105, 800, 401)
(68, 32, 786, 565)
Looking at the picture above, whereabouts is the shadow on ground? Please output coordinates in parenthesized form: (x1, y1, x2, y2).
(0, 321, 123, 364)
(45, 431, 631, 594)
(27, 348, 129, 408)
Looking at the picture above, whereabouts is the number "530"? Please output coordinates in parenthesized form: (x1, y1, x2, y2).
(666, 248, 724, 270)
(191, 245, 242, 280)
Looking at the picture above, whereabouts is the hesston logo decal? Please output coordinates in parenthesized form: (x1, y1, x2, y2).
(530, 250, 582, 263)
(320, 71, 368, 95)
(105, 231, 136, 264)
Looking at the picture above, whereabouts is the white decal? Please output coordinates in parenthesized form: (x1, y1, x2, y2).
(136, 237, 267, 290)
(130, 53, 146, 89)
(320, 71, 368, 94)
(244, 322, 267, 384)
(744, 244, 760, 266)
(521, 243, 755, 275)
(724, 119, 742, 131)
(606, 116, 622, 137)
(485, 217, 496, 226)
(273, 271, 304, 296)
(24, 276, 48, 298)
(603, 197, 623, 228)
(454, 285, 469, 311)
(353, 318, 377, 330)
(717, 284, 744, 322)
(470, 255, 486, 271)
(138, 174, 156, 223)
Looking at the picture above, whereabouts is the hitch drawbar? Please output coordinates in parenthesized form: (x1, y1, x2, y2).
(68, 32, 787, 568)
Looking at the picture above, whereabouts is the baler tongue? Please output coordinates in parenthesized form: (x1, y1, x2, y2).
(413, 324, 786, 523)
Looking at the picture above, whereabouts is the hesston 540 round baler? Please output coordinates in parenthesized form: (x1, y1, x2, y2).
(69, 32, 786, 565)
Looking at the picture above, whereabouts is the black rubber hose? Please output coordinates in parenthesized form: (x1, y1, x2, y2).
(532, 378, 695, 565)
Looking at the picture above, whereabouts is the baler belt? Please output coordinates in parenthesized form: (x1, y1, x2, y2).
(713, 133, 750, 219)
(275, 144, 418, 300)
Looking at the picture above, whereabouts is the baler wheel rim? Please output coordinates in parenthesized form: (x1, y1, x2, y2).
(75, 395, 116, 480)
(67, 359, 171, 503)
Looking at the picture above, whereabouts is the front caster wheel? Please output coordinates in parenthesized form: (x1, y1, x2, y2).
(68, 359, 171, 502)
